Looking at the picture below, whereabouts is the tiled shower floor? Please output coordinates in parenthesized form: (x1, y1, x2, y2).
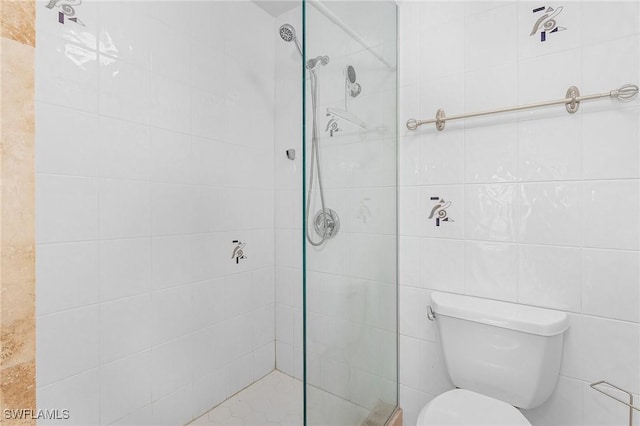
(189, 371, 303, 426)
(189, 370, 387, 426)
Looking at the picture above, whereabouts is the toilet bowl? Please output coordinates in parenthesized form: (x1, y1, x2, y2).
(415, 291, 569, 426)
(416, 389, 531, 426)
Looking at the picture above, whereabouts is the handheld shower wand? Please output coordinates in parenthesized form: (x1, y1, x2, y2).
(279, 24, 303, 57)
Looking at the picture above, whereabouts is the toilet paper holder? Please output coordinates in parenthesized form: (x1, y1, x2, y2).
(590, 380, 639, 426)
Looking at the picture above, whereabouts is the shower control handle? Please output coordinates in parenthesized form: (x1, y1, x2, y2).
(313, 209, 340, 240)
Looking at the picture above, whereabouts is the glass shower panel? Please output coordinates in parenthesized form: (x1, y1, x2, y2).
(303, 2, 398, 425)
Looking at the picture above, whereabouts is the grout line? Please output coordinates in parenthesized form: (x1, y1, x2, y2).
(396, 235, 640, 253)
(398, 177, 640, 188)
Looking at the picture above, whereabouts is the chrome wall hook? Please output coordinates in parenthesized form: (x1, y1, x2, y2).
(285, 149, 295, 160)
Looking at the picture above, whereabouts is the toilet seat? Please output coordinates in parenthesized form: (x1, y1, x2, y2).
(416, 389, 532, 426)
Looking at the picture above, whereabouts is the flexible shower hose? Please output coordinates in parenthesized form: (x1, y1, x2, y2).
(306, 68, 329, 247)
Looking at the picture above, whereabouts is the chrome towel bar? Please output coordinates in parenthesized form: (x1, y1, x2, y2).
(590, 380, 639, 426)
(406, 83, 639, 131)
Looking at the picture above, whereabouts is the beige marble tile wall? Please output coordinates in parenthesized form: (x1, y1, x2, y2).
(0, 0, 36, 424)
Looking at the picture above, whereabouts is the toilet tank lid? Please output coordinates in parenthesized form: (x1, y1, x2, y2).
(431, 292, 569, 336)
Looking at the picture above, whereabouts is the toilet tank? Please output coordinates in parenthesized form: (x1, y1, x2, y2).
(431, 292, 569, 409)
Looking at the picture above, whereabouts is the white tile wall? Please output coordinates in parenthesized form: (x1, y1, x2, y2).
(518, 244, 582, 312)
(99, 179, 151, 239)
(518, 115, 582, 181)
(99, 351, 153, 425)
(274, 6, 303, 382)
(100, 294, 152, 364)
(518, 182, 582, 246)
(35, 1, 277, 425)
(465, 123, 518, 183)
(36, 175, 100, 243)
(398, 1, 640, 425)
(100, 238, 151, 301)
(36, 306, 100, 387)
(35, 1, 639, 425)
(582, 249, 640, 323)
(35, 35, 99, 113)
(464, 241, 518, 302)
(37, 369, 101, 426)
(99, 56, 151, 125)
(36, 103, 99, 176)
(36, 241, 100, 315)
(98, 116, 151, 180)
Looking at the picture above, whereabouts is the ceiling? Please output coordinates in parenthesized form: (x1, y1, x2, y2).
(252, 1, 299, 18)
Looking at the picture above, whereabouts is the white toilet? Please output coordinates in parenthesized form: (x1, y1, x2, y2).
(416, 291, 569, 426)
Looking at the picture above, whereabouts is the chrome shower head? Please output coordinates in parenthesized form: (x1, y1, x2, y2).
(279, 24, 296, 42)
(279, 23, 303, 58)
(307, 56, 330, 70)
(279, 23, 330, 71)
